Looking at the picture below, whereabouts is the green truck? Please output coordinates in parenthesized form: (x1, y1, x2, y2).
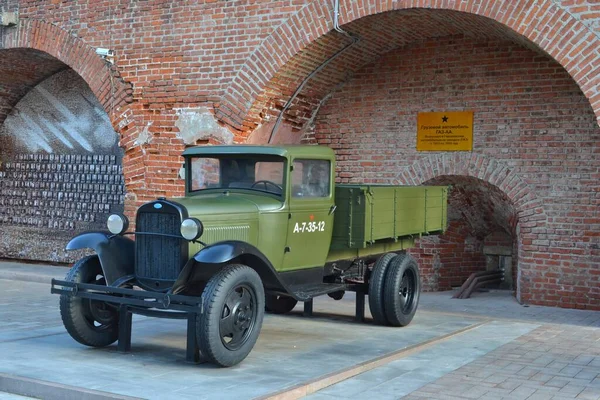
(52, 145, 448, 367)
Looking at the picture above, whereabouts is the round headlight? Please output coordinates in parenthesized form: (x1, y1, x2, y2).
(107, 214, 129, 235)
(180, 218, 203, 241)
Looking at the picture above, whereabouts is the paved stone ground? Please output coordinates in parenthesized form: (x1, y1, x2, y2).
(401, 325, 600, 400)
(307, 319, 599, 400)
(0, 278, 483, 399)
(0, 262, 598, 400)
(305, 291, 599, 400)
(419, 291, 600, 328)
(305, 321, 539, 399)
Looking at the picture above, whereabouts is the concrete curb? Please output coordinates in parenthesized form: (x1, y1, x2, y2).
(0, 271, 58, 285)
(0, 373, 144, 400)
(0, 262, 66, 284)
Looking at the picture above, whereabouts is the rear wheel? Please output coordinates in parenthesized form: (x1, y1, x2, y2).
(368, 253, 396, 325)
(384, 254, 420, 326)
(265, 294, 298, 314)
(59, 255, 119, 347)
(197, 264, 265, 367)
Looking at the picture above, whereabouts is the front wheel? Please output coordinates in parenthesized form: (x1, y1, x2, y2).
(383, 254, 421, 326)
(197, 264, 265, 367)
(59, 255, 119, 347)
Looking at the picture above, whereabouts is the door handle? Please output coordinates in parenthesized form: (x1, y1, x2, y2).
(329, 205, 337, 215)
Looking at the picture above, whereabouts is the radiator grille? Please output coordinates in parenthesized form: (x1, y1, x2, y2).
(135, 210, 182, 280)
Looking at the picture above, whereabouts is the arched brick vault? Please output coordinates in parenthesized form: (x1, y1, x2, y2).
(217, 1, 600, 132)
(397, 153, 548, 304)
(0, 19, 133, 129)
(395, 153, 547, 225)
(0, 19, 137, 216)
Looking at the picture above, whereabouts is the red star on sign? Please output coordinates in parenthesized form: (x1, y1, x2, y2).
(309, 215, 314, 221)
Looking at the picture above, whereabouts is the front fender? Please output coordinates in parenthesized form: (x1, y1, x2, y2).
(192, 241, 262, 264)
(172, 241, 286, 295)
(66, 231, 135, 286)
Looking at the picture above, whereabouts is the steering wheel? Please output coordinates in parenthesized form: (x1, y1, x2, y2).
(251, 180, 283, 193)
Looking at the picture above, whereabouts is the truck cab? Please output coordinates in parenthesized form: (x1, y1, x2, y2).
(180, 145, 336, 273)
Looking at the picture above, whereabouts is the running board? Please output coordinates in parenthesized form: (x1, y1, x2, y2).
(289, 283, 346, 302)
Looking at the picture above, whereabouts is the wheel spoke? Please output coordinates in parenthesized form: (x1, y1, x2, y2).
(220, 313, 235, 337)
(239, 288, 252, 309)
(81, 300, 96, 321)
(231, 327, 245, 343)
(225, 290, 240, 312)
(400, 272, 415, 311)
(399, 291, 407, 307)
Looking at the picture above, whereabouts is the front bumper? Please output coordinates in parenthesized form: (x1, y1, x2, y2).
(51, 279, 203, 314)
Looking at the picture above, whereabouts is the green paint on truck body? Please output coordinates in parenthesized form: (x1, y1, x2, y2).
(178, 145, 448, 271)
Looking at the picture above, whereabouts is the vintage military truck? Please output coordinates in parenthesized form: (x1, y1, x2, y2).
(51, 145, 447, 367)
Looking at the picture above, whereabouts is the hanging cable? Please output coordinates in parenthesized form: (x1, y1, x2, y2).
(268, 0, 360, 144)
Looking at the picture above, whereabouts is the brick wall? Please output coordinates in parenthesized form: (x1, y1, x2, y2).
(0, 1, 599, 204)
(406, 172, 518, 292)
(409, 220, 487, 292)
(559, 0, 600, 30)
(311, 36, 600, 310)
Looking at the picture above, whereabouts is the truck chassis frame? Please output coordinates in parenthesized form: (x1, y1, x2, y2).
(51, 278, 369, 363)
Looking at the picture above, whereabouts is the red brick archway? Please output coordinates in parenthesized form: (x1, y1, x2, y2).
(1, 19, 132, 127)
(0, 19, 139, 249)
(395, 153, 545, 217)
(218, 1, 600, 132)
(397, 153, 548, 305)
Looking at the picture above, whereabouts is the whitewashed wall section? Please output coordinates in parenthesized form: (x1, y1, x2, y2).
(0, 69, 125, 263)
(0, 69, 119, 154)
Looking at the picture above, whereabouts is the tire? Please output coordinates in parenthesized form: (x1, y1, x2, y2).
(59, 255, 119, 347)
(265, 294, 298, 314)
(383, 254, 421, 327)
(197, 264, 265, 367)
(368, 253, 397, 325)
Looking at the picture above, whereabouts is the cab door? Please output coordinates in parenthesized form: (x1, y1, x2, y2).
(281, 158, 335, 271)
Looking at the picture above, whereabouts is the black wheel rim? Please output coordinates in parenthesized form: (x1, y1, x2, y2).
(399, 268, 417, 314)
(219, 284, 257, 351)
(83, 276, 117, 331)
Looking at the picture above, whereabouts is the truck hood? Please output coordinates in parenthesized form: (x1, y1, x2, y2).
(172, 192, 283, 219)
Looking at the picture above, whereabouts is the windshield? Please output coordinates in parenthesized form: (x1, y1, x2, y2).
(188, 156, 285, 196)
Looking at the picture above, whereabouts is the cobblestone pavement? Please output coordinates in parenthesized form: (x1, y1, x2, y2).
(401, 325, 600, 400)
(308, 291, 600, 400)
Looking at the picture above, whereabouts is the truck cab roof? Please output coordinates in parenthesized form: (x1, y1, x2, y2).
(181, 145, 335, 160)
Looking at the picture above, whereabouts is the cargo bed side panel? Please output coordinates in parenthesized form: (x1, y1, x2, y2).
(330, 185, 448, 251)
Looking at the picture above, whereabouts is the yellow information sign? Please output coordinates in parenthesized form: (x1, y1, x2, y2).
(417, 111, 473, 151)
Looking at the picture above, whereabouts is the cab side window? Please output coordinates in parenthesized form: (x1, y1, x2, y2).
(291, 159, 330, 198)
